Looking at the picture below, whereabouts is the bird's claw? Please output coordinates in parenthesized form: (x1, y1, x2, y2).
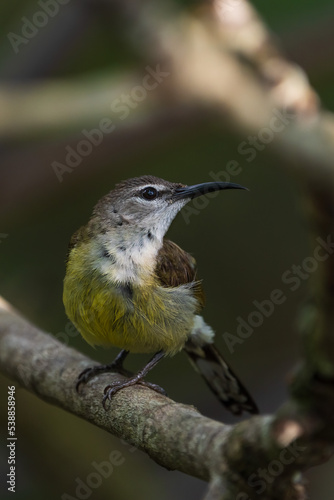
(76, 361, 133, 393)
(76, 366, 99, 392)
(102, 379, 168, 409)
(137, 380, 168, 396)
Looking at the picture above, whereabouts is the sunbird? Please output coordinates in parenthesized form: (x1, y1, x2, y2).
(63, 176, 258, 415)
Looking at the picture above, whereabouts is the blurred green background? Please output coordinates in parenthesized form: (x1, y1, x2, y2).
(1, 0, 334, 499)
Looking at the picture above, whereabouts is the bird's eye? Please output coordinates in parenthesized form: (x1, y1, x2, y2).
(141, 187, 158, 200)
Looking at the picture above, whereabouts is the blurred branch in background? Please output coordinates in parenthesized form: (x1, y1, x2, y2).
(0, 0, 321, 137)
(2, 0, 334, 499)
(2, 0, 334, 209)
(0, 71, 159, 138)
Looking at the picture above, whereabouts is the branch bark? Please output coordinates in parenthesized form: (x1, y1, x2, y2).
(1, 293, 334, 500)
(0, 297, 230, 483)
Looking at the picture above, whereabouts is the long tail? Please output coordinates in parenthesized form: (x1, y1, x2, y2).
(184, 338, 258, 415)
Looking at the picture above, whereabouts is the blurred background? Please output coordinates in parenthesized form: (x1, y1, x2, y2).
(1, 0, 334, 499)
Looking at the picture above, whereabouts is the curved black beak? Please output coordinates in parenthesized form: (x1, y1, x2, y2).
(173, 181, 248, 200)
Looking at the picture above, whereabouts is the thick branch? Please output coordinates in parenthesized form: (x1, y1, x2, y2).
(1, 296, 334, 500)
(0, 298, 228, 482)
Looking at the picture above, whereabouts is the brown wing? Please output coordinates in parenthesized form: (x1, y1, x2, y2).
(155, 239, 205, 310)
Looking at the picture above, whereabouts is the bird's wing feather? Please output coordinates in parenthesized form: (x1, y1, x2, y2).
(156, 240, 258, 416)
(155, 239, 205, 309)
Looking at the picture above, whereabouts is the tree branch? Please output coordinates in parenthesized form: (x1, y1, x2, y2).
(1, 293, 334, 500)
(0, 70, 170, 140)
(0, 297, 230, 483)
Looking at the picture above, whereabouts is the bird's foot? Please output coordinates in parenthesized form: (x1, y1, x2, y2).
(102, 378, 167, 408)
(137, 380, 168, 395)
(76, 362, 132, 392)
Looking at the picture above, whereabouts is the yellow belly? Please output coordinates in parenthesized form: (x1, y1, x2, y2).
(63, 271, 198, 355)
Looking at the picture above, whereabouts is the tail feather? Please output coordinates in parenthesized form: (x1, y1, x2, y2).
(184, 339, 258, 415)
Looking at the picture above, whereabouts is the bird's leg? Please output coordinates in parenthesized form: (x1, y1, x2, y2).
(103, 350, 167, 407)
(76, 349, 131, 392)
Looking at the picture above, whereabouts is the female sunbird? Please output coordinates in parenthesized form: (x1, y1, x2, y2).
(63, 176, 258, 415)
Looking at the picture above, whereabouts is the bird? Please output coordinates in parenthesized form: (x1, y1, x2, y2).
(63, 175, 258, 415)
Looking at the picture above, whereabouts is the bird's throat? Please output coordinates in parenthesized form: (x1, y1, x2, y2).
(96, 226, 163, 286)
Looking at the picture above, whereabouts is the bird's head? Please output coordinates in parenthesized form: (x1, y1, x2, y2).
(92, 175, 247, 240)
